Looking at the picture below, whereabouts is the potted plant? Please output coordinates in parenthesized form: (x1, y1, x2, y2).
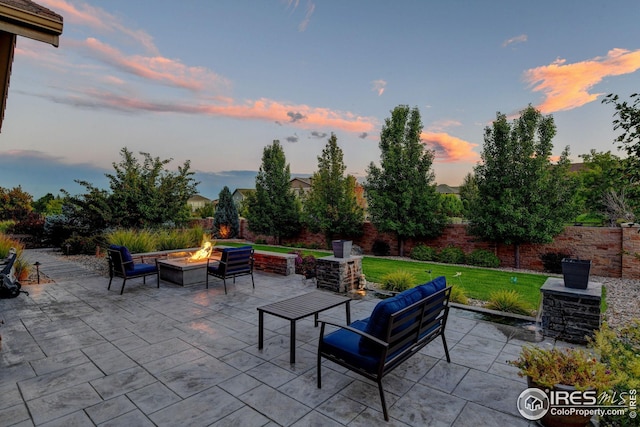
(331, 240, 352, 258)
(509, 346, 614, 427)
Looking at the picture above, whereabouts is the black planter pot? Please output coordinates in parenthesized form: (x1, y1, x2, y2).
(561, 258, 591, 289)
(332, 240, 352, 258)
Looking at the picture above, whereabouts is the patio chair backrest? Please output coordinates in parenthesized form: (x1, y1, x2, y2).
(217, 246, 253, 276)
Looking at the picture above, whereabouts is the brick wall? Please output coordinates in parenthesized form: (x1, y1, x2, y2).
(239, 218, 639, 279)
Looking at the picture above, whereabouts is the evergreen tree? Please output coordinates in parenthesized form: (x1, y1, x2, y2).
(246, 140, 301, 243)
(303, 133, 364, 246)
(467, 105, 579, 267)
(213, 186, 239, 238)
(364, 105, 446, 256)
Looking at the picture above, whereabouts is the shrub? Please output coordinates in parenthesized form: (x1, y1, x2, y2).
(0, 220, 15, 234)
(0, 233, 22, 258)
(43, 214, 75, 247)
(105, 229, 157, 253)
(372, 239, 390, 256)
(590, 320, 640, 426)
(449, 286, 469, 304)
(485, 290, 532, 315)
(156, 229, 202, 251)
(62, 234, 104, 255)
(410, 245, 437, 261)
(381, 270, 416, 292)
(13, 255, 31, 280)
(540, 251, 571, 274)
(436, 246, 466, 264)
(466, 249, 500, 268)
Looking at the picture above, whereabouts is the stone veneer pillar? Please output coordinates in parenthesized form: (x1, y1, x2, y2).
(316, 256, 363, 293)
(540, 277, 602, 344)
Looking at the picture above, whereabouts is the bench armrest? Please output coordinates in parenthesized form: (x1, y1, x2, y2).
(319, 320, 389, 349)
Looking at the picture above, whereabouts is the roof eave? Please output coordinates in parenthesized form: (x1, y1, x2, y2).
(0, 3, 63, 47)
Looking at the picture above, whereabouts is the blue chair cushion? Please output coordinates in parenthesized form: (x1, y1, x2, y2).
(129, 263, 156, 276)
(359, 287, 424, 354)
(322, 320, 381, 373)
(417, 276, 447, 298)
(110, 244, 135, 272)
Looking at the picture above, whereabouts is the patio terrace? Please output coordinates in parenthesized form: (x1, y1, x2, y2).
(0, 249, 560, 426)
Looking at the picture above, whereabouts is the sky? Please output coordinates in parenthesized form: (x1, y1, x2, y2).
(2, 0, 640, 200)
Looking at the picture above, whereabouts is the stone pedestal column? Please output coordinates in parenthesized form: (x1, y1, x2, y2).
(316, 256, 363, 293)
(540, 277, 602, 344)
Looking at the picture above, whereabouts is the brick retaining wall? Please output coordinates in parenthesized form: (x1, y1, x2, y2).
(239, 219, 640, 279)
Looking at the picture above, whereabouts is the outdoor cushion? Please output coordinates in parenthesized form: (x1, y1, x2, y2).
(130, 263, 157, 276)
(359, 287, 424, 354)
(417, 276, 447, 298)
(109, 244, 135, 271)
(321, 320, 381, 373)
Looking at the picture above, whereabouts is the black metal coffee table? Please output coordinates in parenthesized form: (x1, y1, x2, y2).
(257, 291, 351, 363)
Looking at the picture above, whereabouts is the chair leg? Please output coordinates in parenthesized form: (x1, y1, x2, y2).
(223, 278, 227, 294)
(156, 274, 160, 288)
(108, 276, 113, 291)
(251, 273, 255, 289)
(441, 333, 451, 363)
(317, 355, 322, 388)
(206, 273, 209, 289)
(378, 380, 389, 421)
(120, 278, 127, 295)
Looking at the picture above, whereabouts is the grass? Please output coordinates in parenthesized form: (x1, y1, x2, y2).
(222, 241, 548, 311)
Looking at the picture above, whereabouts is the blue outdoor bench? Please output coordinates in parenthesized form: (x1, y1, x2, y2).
(317, 276, 452, 421)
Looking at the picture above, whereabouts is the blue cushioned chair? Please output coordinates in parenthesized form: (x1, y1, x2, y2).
(318, 276, 451, 421)
(206, 246, 254, 294)
(107, 245, 158, 295)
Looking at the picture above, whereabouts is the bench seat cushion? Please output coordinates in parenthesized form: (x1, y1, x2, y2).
(321, 320, 381, 373)
(129, 263, 157, 276)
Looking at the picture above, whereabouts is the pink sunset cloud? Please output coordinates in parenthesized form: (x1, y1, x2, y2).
(421, 132, 479, 163)
(80, 38, 229, 92)
(38, 0, 159, 54)
(525, 48, 640, 113)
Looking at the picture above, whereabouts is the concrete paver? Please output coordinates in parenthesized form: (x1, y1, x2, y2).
(0, 248, 553, 426)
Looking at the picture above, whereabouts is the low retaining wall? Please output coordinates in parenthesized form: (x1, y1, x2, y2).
(135, 246, 295, 276)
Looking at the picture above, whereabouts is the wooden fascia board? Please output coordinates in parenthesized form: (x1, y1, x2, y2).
(0, 31, 16, 132)
(0, 3, 62, 47)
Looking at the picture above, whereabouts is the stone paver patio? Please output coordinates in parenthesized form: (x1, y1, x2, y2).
(0, 249, 557, 426)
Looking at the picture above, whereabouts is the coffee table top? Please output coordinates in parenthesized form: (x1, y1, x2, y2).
(257, 291, 351, 321)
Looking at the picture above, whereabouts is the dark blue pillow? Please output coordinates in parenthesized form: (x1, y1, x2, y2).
(110, 245, 135, 272)
(417, 276, 446, 298)
(359, 287, 423, 354)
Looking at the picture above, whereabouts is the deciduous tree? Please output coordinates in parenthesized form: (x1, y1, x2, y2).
(364, 105, 446, 256)
(246, 140, 301, 243)
(302, 133, 364, 246)
(467, 105, 578, 267)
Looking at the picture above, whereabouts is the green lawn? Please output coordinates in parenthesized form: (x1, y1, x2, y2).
(222, 242, 548, 311)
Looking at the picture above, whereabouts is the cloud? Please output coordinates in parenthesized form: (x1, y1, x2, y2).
(287, 111, 306, 122)
(503, 34, 527, 48)
(38, 0, 159, 54)
(310, 131, 327, 139)
(359, 132, 368, 139)
(524, 48, 640, 113)
(427, 119, 462, 132)
(285, 0, 315, 32)
(421, 132, 479, 163)
(80, 37, 229, 92)
(286, 134, 299, 143)
(371, 79, 386, 96)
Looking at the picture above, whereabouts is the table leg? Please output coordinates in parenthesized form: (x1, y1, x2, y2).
(314, 312, 319, 327)
(258, 310, 264, 349)
(290, 321, 296, 363)
(345, 300, 351, 325)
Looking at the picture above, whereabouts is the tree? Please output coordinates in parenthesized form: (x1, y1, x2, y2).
(0, 186, 33, 221)
(576, 150, 626, 224)
(364, 105, 447, 256)
(246, 140, 301, 243)
(458, 172, 479, 218)
(33, 193, 64, 216)
(467, 105, 579, 267)
(213, 186, 240, 238)
(602, 93, 640, 216)
(105, 148, 198, 228)
(60, 148, 198, 231)
(302, 133, 364, 246)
